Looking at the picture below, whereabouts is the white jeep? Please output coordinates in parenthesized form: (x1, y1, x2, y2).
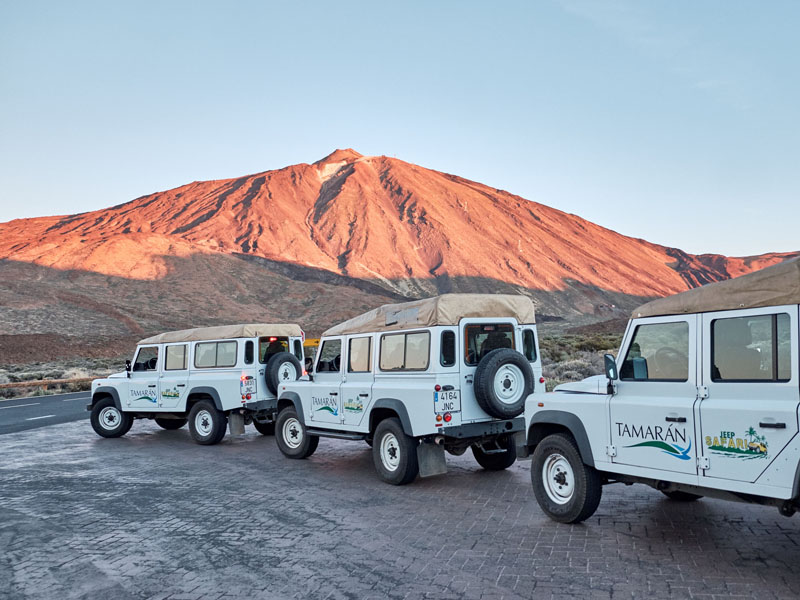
(525, 258, 800, 523)
(275, 294, 544, 484)
(88, 324, 305, 444)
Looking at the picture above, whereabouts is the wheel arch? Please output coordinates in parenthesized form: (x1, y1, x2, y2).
(528, 410, 595, 467)
(369, 399, 413, 437)
(277, 391, 305, 423)
(91, 387, 122, 410)
(186, 387, 223, 412)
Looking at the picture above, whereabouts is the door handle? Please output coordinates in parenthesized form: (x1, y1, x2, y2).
(330, 392, 338, 396)
(442, 385, 454, 391)
(759, 422, 786, 429)
(665, 416, 686, 423)
(358, 393, 369, 397)
(177, 384, 186, 387)
(148, 384, 157, 388)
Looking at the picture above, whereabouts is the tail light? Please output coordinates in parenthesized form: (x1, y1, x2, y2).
(436, 414, 442, 422)
(434, 384, 441, 392)
(443, 412, 452, 423)
(539, 377, 545, 384)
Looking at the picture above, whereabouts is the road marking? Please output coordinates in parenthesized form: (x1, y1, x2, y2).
(25, 415, 55, 421)
(63, 397, 90, 402)
(0, 403, 40, 410)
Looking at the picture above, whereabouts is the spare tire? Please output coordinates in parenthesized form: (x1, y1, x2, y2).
(473, 348, 533, 419)
(265, 352, 303, 395)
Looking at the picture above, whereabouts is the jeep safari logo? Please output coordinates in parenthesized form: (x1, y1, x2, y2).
(705, 428, 769, 460)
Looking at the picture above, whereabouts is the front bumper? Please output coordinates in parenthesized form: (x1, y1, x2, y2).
(441, 416, 524, 439)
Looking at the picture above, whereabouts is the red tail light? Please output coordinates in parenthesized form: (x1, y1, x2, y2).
(434, 384, 441, 392)
(443, 412, 452, 423)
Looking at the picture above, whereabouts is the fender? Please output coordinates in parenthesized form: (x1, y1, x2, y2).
(277, 391, 305, 423)
(91, 387, 122, 410)
(186, 387, 224, 411)
(528, 410, 595, 467)
(369, 399, 413, 437)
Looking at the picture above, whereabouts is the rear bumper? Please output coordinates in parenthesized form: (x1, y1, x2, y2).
(441, 417, 524, 439)
(243, 398, 277, 413)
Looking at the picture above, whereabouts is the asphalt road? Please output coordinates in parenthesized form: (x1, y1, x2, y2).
(0, 390, 91, 435)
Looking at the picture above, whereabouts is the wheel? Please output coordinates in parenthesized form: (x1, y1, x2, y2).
(265, 352, 303, 395)
(187, 400, 227, 445)
(471, 435, 517, 471)
(275, 407, 318, 458)
(661, 490, 702, 502)
(90, 398, 133, 438)
(253, 420, 276, 436)
(530, 433, 602, 523)
(155, 417, 187, 430)
(473, 348, 533, 419)
(372, 417, 419, 485)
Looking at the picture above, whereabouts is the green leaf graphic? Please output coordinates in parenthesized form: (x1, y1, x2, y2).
(625, 440, 679, 454)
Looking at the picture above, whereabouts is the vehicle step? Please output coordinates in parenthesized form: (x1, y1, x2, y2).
(306, 428, 367, 441)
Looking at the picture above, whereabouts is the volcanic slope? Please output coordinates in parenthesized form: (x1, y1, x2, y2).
(0, 148, 796, 361)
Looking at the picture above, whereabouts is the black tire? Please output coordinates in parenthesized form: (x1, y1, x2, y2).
(155, 417, 187, 430)
(253, 420, 276, 436)
(473, 348, 533, 419)
(661, 490, 703, 502)
(275, 407, 318, 458)
(372, 417, 419, 485)
(471, 435, 517, 471)
(187, 400, 227, 445)
(265, 352, 303, 395)
(90, 397, 133, 438)
(530, 433, 602, 524)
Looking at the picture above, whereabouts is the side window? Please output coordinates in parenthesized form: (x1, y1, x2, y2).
(712, 313, 792, 382)
(440, 330, 456, 367)
(133, 346, 159, 372)
(316, 339, 342, 373)
(523, 329, 537, 362)
(620, 322, 689, 381)
(464, 323, 515, 365)
(380, 332, 431, 371)
(348, 337, 372, 373)
(194, 341, 238, 368)
(259, 336, 289, 363)
(244, 341, 254, 365)
(293, 339, 303, 360)
(165, 345, 187, 370)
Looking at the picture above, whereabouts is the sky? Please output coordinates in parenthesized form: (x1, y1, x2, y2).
(0, 0, 798, 256)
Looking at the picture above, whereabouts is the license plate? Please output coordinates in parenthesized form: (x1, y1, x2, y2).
(434, 390, 460, 413)
(240, 378, 256, 395)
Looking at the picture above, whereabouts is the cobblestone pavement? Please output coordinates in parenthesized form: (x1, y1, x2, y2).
(1, 421, 799, 600)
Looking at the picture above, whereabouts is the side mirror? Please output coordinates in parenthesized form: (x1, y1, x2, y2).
(125, 359, 132, 378)
(604, 354, 617, 380)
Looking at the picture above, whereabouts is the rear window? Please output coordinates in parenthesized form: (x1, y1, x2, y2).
(260, 336, 289, 364)
(194, 341, 238, 368)
(464, 324, 515, 365)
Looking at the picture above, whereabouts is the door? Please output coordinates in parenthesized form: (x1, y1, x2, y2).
(609, 316, 699, 475)
(459, 319, 517, 423)
(159, 344, 189, 409)
(128, 345, 160, 409)
(699, 306, 799, 483)
(310, 337, 343, 426)
(340, 336, 373, 427)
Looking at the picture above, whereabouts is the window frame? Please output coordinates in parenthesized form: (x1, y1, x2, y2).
(315, 338, 343, 374)
(379, 330, 431, 372)
(522, 328, 537, 362)
(244, 340, 254, 365)
(620, 321, 690, 383)
(347, 336, 373, 373)
(193, 340, 238, 369)
(710, 312, 792, 383)
(164, 344, 188, 371)
(440, 330, 456, 368)
(133, 345, 159, 372)
(258, 336, 290, 364)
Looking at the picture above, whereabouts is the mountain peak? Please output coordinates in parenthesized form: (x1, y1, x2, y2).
(315, 148, 363, 165)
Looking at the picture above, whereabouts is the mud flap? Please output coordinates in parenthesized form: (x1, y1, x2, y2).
(417, 442, 447, 478)
(514, 431, 530, 459)
(229, 412, 245, 436)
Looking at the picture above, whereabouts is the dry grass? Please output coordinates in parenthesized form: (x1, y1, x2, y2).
(0, 356, 126, 399)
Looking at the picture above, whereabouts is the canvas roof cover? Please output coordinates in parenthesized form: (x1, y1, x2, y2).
(633, 258, 800, 318)
(138, 323, 303, 345)
(323, 294, 536, 336)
